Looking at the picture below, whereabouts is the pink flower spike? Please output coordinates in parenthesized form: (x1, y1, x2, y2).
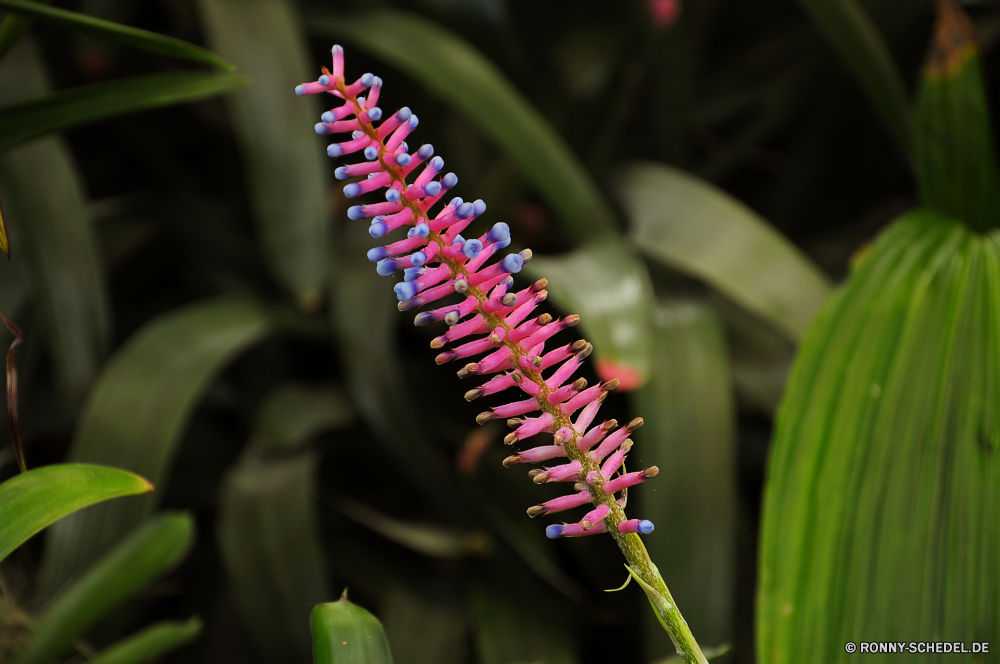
(528, 490, 593, 517)
(546, 383, 581, 405)
(520, 315, 581, 351)
(511, 412, 554, 440)
(601, 439, 633, 478)
(332, 44, 345, 80)
(467, 345, 513, 375)
(546, 520, 608, 539)
(470, 372, 518, 398)
(618, 519, 656, 535)
(545, 355, 584, 389)
(488, 396, 540, 420)
(506, 444, 565, 465)
(559, 381, 613, 416)
(578, 419, 616, 452)
(439, 336, 500, 364)
(508, 316, 549, 344)
(580, 503, 610, 529)
(534, 459, 583, 483)
(602, 467, 658, 494)
(431, 315, 488, 348)
(590, 417, 643, 460)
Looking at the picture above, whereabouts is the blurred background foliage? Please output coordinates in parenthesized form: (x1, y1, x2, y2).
(0, 0, 995, 662)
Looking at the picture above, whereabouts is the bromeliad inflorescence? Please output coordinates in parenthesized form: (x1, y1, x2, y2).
(295, 45, 658, 541)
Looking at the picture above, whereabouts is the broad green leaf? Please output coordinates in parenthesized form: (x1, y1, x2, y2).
(468, 574, 577, 664)
(198, 0, 330, 308)
(790, 0, 910, 154)
(40, 297, 271, 591)
(308, 8, 619, 239)
(252, 383, 354, 453)
(758, 210, 1000, 662)
(12, 512, 193, 664)
(383, 589, 466, 664)
(311, 593, 394, 664)
(0, 71, 249, 151)
(618, 162, 832, 342)
(88, 618, 202, 664)
(527, 239, 655, 390)
(0, 463, 151, 563)
(218, 452, 329, 664)
(634, 301, 736, 658)
(0, 39, 111, 410)
(338, 499, 489, 559)
(0, 0, 51, 62)
(0, 0, 234, 70)
(913, 0, 1000, 233)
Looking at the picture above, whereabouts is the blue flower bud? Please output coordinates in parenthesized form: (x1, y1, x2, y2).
(456, 203, 474, 219)
(367, 246, 389, 262)
(334, 166, 350, 180)
(396, 153, 411, 166)
(376, 258, 398, 276)
(369, 220, 388, 238)
(449, 197, 464, 207)
(394, 282, 418, 301)
(495, 238, 511, 249)
(404, 267, 423, 282)
(315, 123, 330, 135)
(397, 107, 412, 121)
(364, 146, 379, 160)
(430, 156, 444, 172)
(462, 239, 483, 259)
(414, 223, 430, 238)
(352, 130, 365, 140)
(408, 115, 419, 128)
(294, 85, 306, 96)
(357, 96, 365, 106)
(318, 75, 331, 86)
(344, 183, 362, 198)
(638, 520, 655, 535)
(487, 223, 510, 243)
(327, 144, 343, 158)
(373, 76, 383, 88)
(472, 199, 487, 216)
(386, 189, 400, 203)
(424, 181, 442, 196)
(347, 206, 365, 220)
(321, 111, 336, 123)
(501, 254, 523, 273)
(452, 235, 465, 245)
(411, 251, 428, 267)
(418, 144, 434, 159)
(545, 524, 564, 539)
(368, 107, 383, 121)
(441, 173, 458, 190)
(361, 73, 374, 86)
(400, 142, 408, 152)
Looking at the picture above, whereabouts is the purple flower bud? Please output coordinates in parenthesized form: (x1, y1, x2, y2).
(322, 111, 336, 123)
(386, 188, 400, 202)
(463, 239, 483, 259)
(452, 235, 465, 246)
(327, 144, 343, 158)
(418, 144, 435, 159)
(318, 74, 331, 86)
(414, 223, 430, 238)
(396, 153, 412, 166)
(315, 123, 330, 135)
(397, 107, 412, 121)
(404, 267, 423, 282)
(344, 183, 362, 198)
(442, 173, 458, 189)
(545, 524, 564, 539)
(364, 146, 379, 160)
(334, 166, 350, 180)
(411, 251, 428, 267)
(424, 181, 442, 196)
(369, 220, 387, 238)
(501, 254, 523, 273)
(395, 282, 418, 301)
(376, 258, 398, 276)
(361, 73, 374, 86)
(368, 107, 383, 120)
(487, 223, 510, 243)
(430, 156, 444, 172)
(472, 199, 487, 216)
(347, 206, 365, 220)
(457, 203, 474, 219)
(367, 246, 389, 262)
(449, 197, 464, 207)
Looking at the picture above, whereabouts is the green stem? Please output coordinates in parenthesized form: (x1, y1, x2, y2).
(334, 77, 708, 664)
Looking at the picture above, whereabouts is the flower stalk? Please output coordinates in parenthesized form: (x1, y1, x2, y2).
(297, 46, 708, 664)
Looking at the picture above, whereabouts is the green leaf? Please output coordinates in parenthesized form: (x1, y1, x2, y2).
(87, 618, 203, 664)
(12, 512, 193, 664)
(913, 0, 1000, 233)
(0, 71, 249, 151)
(198, 0, 330, 308)
(0, 0, 51, 63)
(0, 0, 234, 70)
(526, 239, 656, 390)
(757, 210, 1000, 662)
(311, 593, 394, 664)
(308, 8, 618, 239)
(217, 452, 329, 664)
(634, 301, 736, 657)
(790, 0, 911, 154)
(39, 297, 271, 592)
(0, 39, 111, 410)
(251, 383, 354, 453)
(0, 463, 151, 564)
(338, 499, 489, 559)
(383, 589, 466, 664)
(618, 162, 832, 342)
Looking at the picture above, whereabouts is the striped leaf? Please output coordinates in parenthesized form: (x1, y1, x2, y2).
(757, 209, 1000, 662)
(914, 0, 1000, 233)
